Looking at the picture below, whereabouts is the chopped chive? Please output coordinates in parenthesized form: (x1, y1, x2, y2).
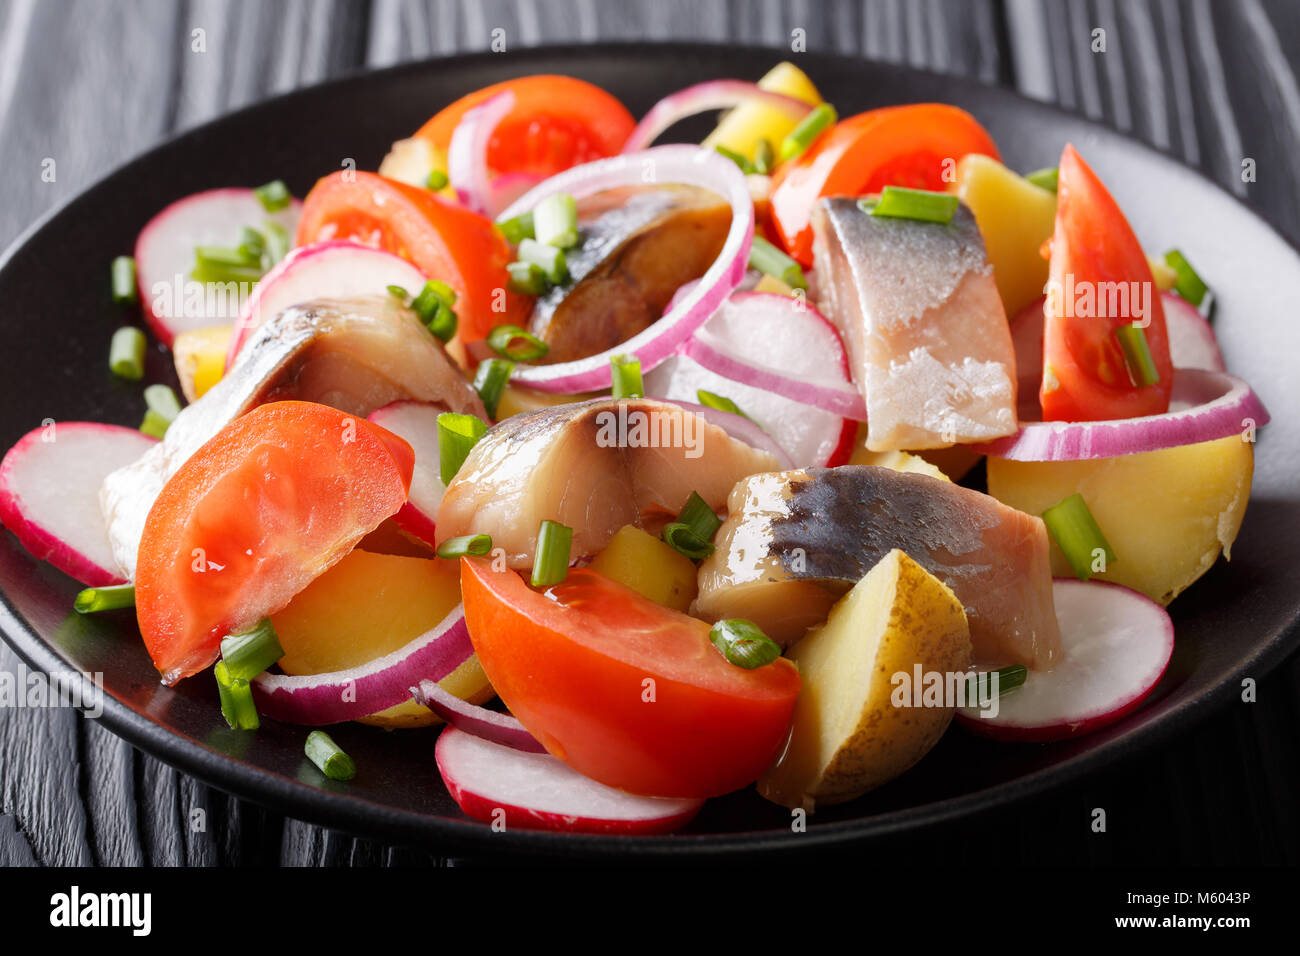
(1025, 166, 1059, 192)
(530, 519, 574, 587)
(436, 533, 494, 559)
(236, 226, 265, 262)
(1041, 493, 1117, 581)
(253, 179, 291, 212)
(661, 523, 713, 560)
(386, 284, 409, 302)
(966, 665, 1028, 701)
(109, 326, 146, 380)
(426, 168, 449, 191)
(1163, 248, 1209, 307)
(507, 261, 550, 296)
(754, 138, 775, 176)
(473, 357, 514, 418)
(533, 193, 579, 249)
(262, 221, 290, 266)
(139, 409, 171, 439)
(497, 210, 535, 246)
(778, 102, 837, 163)
(696, 389, 750, 420)
(427, 302, 458, 342)
(410, 279, 454, 320)
(715, 145, 756, 175)
(73, 583, 135, 614)
(709, 619, 781, 669)
(220, 618, 284, 680)
(144, 383, 182, 421)
(610, 354, 644, 399)
(517, 238, 569, 285)
(305, 730, 355, 781)
(215, 661, 260, 730)
(190, 250, 264, 284)
(111, 256, 138, 304)
(674, 491, 722, 542)
(748, 236, 808, 289)
(1115, 323, 1160, 387)
(436, 412, 489, 485)
(487, 323, 549, 361)
(863, 186, 960, 225)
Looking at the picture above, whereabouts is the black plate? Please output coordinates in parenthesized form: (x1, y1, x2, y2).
(1, 43, 1297, 860)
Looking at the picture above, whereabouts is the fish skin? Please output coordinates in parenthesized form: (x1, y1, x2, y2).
(100, 295, 483, 580)
(695, 465, 1061, 669)
(812, 197, 1018, 451)
(435, 397, 779, 568)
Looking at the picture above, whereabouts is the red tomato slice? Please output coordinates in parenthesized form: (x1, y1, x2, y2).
(1041, 144, 1173, 421)
(770, 103, 1001, 265)
(460, 558, 801, 799)
(295, 171, 530, 342)
(136, 401, 415, 684)
(413, 75, 635, 179)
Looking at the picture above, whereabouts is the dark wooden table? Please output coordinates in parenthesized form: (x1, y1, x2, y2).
(1, 0, 1296, 867)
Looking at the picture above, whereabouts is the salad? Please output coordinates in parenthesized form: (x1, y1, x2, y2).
(0, 63, 1271, 834)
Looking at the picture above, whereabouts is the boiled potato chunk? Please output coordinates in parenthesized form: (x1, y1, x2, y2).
(986, 435, 1254, 605)
(703, 61, 822, 160)
(950, 154, 1057, 316)
(588, 524, 698, 612)
(758, 549, 971, 811)
(172, 324, 232, 401)
(270, 549, 493, 728)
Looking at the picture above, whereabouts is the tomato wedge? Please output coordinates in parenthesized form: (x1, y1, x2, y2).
(136, 401, 414, 684)
(770, 103, 1000, 264)
(460, 558, 801, 799)
(413, 75, 635, 180)
(1041, 144, 1173, 421)
(295, 171, 530, 341)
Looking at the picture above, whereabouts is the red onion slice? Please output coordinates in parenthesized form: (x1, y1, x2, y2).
(251, 604, 472, 724)
(974, 369, 1270, 461)
(411, 678, 545, 753)
(667, 399, 795, 469)
(621, 80, 813, 153)
(496, 145, 755, 393)
(447, 90, 530, 218)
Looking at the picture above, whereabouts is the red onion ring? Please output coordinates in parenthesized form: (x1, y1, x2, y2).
(621, 80, 814, 153)
(446, 90, 543, 217)
(411, 678, 545, 753)
(973, 369, 1270, 461)
(497, 145, 754, 393)
(251, 604, 473, 724)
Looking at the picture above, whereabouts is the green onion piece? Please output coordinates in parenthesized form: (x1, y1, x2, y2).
(487, 323, 549, 361)
(144, 383, 182, 422)
(506, 261, 550, 296)
(696, 389, 750, 420)
(262, 221, 290, 266)
(533, 193, 579, 249)
(73, 583, 135, 614)
(111, 256, 138, 304)
(661, 523, 714, 560)
(966, 665, 1029, 701)
(426, 302, 458, 342)
(1041, 493, 1117, 581)
(426, 169, 449, 191)
(497, 210, 535, 246)
(748, 235, 808, 289)
(715, 145, 756, 175)
(753, 138, 775, 176)
(1163, 248, 1208, 307)
(1025, 166, 1059, 192)
(190, 245, 264, 285)
(436, 412, 488, 486)
(609, 354, 644, 400)
(473, 358, 514, 418)
(674, 491, 722, 542)
(215, 661, 260, 731)
(254, 179, 291, 212)
(436, 534, 494, 559)
(863, 186, 961, 225)
(305, 730, 355, 781)
(139, 409, 171, 440)
(1115, 323, 1160, 387)
(386, 284, 409, 302)
(709, 619, 781, 669)
(410, 279, 454, 320)
(778, 102, 838, 163)
(517, 238, 570, 285)
(219, 618, 284, 680)
(237, 226, 265, 263)
(109, 326, 146, 380)
(531, 520, 574, 587)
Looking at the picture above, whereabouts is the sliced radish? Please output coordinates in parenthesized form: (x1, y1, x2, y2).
(0, 423, 158, 586)
(134, 188, 301, 346)
(411, 678, 545, 753)
(957, 579, 1174, 742)
(645, 353, 853, 467)
(226, 240, 430, 366)
(1162, 292, 1226, 373)
(435, 725, 704, 835)
(366, 401, 444, 547)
